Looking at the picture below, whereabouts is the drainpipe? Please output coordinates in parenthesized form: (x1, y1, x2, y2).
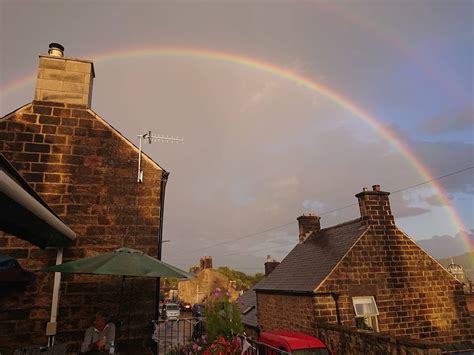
(155, 171, 169, 320)
(331, 293, 341, 325)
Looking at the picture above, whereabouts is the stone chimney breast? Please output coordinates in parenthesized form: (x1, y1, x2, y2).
(355, 184, 394, 228)
(35, 44, 95, 107)
(297, 213, 321, 243)
(265, 255, 280, 276)
(199, 256, 213, 270)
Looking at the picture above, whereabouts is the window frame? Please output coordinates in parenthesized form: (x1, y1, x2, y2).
(352, 296, 380, 332)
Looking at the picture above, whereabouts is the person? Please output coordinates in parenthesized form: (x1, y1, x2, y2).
(80, 312, 116, 354)
(161, 304, 167, 321)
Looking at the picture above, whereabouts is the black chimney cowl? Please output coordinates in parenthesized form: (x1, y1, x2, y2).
(49, 43, 64, 51)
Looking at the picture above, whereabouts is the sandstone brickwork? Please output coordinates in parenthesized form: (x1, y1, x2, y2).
(257, 293, 316, 334)
(35, 55, 94, 107)
(0, 100, 164, 352)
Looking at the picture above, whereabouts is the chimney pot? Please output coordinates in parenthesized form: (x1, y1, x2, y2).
(48, 43, 65, 57)
(372, 184, 381, 192)
(266, 255, 273, 263)
(363, 187, 368, 192)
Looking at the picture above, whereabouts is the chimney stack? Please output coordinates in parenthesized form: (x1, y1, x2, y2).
(297, 213, 321, 242)
(264, 255, 280, 276)
(355, 184, 394, 228)
(35, 43, 95, 107)
(199, 256, 213, 270)
(205, 256, 213, 269)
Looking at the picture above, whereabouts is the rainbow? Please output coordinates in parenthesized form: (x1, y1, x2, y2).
(1, 47, 472, 253)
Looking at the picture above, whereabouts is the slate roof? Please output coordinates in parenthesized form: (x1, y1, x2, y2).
(255, 218, 368, 293)
(237, 284, 259, 328)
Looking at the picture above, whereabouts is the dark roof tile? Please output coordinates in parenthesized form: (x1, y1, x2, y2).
(255, 219, 367, 293)
(237, 284, 259, 328)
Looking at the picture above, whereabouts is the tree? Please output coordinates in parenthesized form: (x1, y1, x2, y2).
(216, 267, 263, 290)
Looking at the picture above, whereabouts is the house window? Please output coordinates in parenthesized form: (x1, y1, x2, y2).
(352, 296, 379, 332)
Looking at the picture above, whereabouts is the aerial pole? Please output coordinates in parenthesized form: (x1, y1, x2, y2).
(135, 131, 183, 321)
(137, 131, 183, 183)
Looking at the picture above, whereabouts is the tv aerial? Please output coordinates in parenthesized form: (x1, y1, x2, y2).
(137, 131, 183, 183)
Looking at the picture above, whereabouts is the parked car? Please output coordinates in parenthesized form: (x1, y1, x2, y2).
(258, 330, 332, 354)
(192, 303, 206, 317)
(161, 303, 180, 321)
(180, 301, 192, 312)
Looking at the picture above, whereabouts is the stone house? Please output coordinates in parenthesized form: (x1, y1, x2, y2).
(0, 44, 167, 352)
(178, 256, 240, 304)
(255, 185, 473, 351)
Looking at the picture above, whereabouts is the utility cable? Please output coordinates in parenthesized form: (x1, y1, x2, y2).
(169, 165, 474, 260)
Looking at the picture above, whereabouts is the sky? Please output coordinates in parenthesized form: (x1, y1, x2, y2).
(1, 0, 473, 274)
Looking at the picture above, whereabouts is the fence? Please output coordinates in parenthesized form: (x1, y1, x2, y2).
(151, 317, 203, 354)
(150, 318, 291, 355)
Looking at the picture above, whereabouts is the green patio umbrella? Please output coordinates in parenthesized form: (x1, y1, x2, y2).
(42, 247, 192, 278)
(41, 247, 192, 347)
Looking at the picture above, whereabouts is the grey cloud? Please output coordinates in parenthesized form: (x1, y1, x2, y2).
(415, 230, 474, 259)
(419, 108, 473, 135)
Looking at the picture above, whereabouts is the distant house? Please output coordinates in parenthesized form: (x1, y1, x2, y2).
(0, 44, 167, 352)
(254, 185, 473, 350)
(178, 256, 240, 303)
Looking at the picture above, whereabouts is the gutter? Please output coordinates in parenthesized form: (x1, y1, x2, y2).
(254, 289, 316, 296)
(0, 170, 76, 247)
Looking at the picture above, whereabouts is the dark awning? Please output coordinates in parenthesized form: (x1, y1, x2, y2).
(0, 155, 76, 248)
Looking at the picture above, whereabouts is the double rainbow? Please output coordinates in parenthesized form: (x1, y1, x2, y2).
(1, 47, 471, 252)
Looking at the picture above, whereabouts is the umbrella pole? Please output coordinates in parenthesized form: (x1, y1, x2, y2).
(117, 276, 125, 344)
(47, 247, 63, 347)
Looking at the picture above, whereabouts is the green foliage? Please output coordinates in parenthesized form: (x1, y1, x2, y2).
(216, 267, 263, 290)
(205, 288, 244, 344)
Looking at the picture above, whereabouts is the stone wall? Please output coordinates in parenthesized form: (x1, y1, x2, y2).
(256, 293, 473, 354)
(0, 101, 163, 353)
(257, 293, 317, 335)
(314, 323, 472, 355)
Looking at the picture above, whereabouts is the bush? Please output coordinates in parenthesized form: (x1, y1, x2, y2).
(169, 288, 244, 354)
(205, 288, 244, 344)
